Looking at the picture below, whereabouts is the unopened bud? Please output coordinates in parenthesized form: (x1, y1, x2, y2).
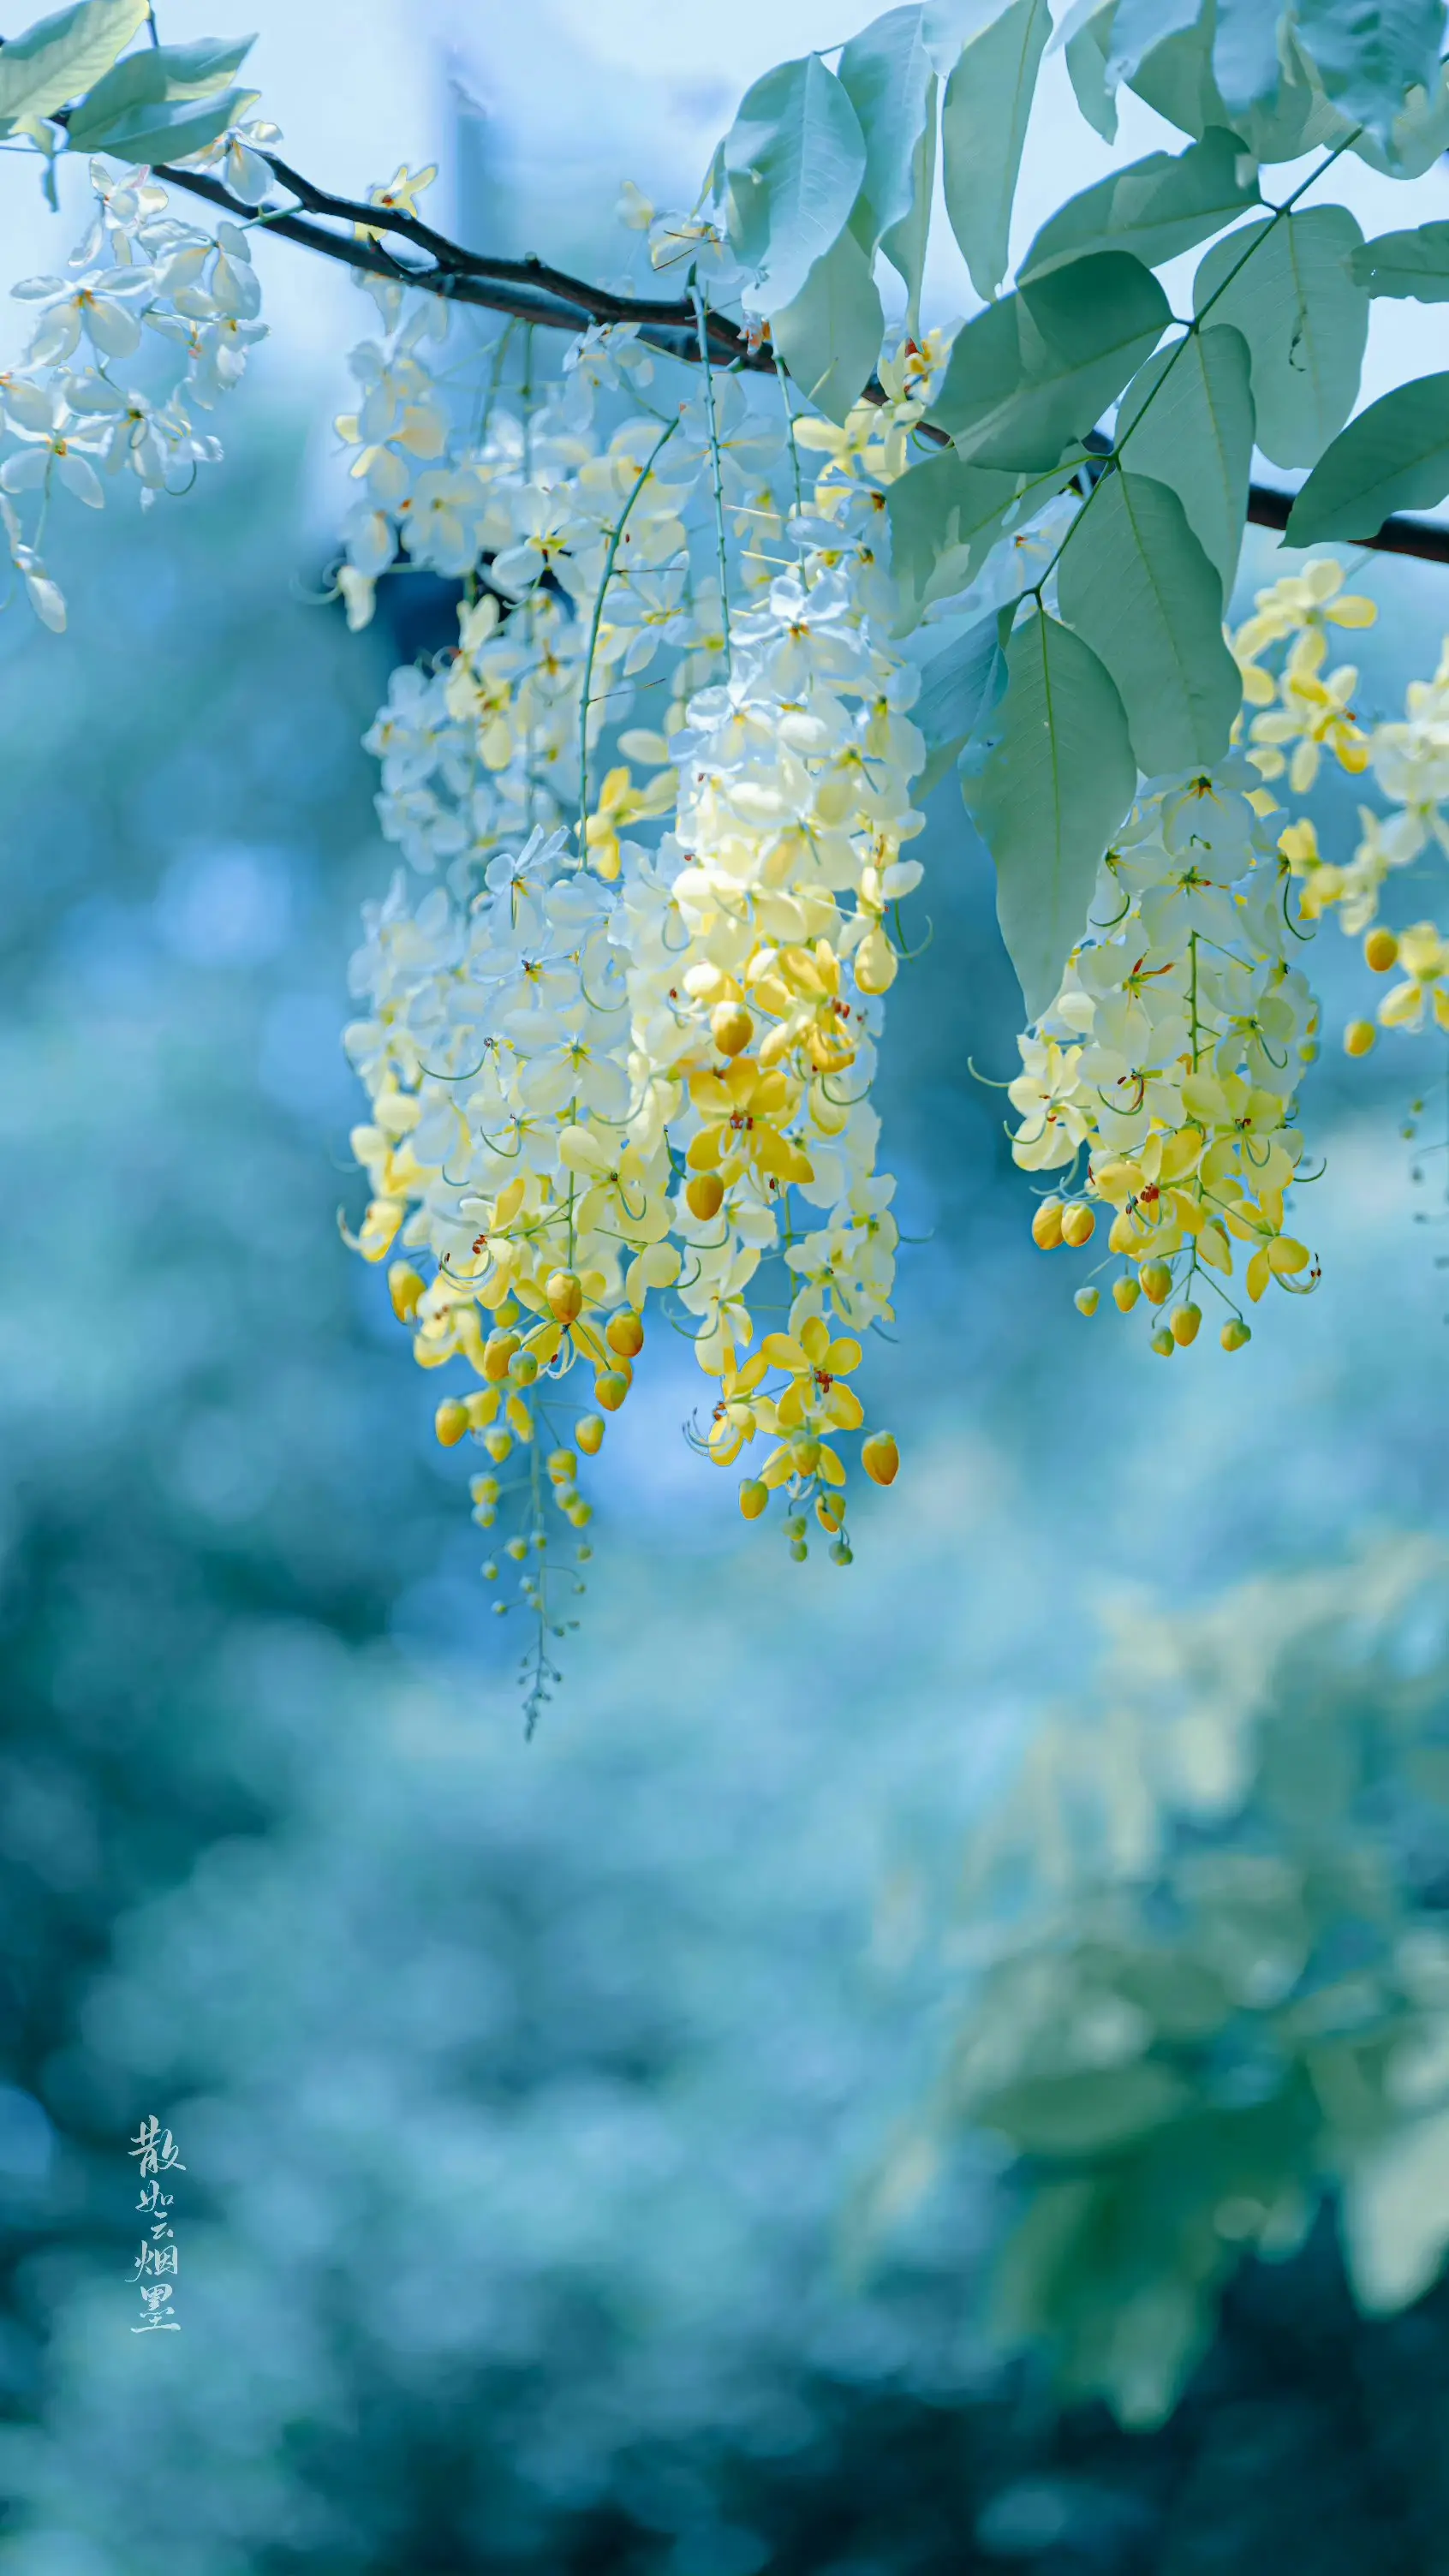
(546, 1268, 584, 1323)
(1364, 927, 1398, 973)
(1075, 1285, 1100, 1317)
(862, 1430, 898, 1487)
(686, 1171, 725, 1221)
(1170, 1301, 1202, 1347)
(1112, 1276, 1141, 1313)
(1150, 1326, 1176, 1357)
(1139, 1260, 1173, 1305)
(434, 1397, 469, 1447)
(711, 1000, 754, 1057)
(483, 1329, 519, 1381)
(1221, 1316, 1251, 1351)
(606, 1309, 644, 1359)
(1060, 1202, 1095, 1249)
(594, 1369, 629, 1412)
(739, 1477, 768, 1520)
(1345, 1017, 1376, 1058)
(1031, 1197, 1065, 1251)
(575, 1414, 605, 1455)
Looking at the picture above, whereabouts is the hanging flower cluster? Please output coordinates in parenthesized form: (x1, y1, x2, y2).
(3, 128, 278, 630)
(1009, 759, 1325, 1354)
(339, 308, 943, 1709)
(1245, 563, 1449, 1049)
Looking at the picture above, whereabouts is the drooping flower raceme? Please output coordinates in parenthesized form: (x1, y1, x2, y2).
(1009, 760, 1325, 1355)
(337, 314, 935, 1708)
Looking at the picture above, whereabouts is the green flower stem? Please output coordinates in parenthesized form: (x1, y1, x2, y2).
(693, 283, 733, 676)
(576, 414, 679, 863)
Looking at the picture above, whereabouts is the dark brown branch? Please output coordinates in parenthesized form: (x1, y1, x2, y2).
(150, 151, 1449, 568)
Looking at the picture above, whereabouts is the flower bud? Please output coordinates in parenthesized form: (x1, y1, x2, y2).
(1345, 1018, 1376, 1058)
(711, 1000, 754, 1057)
(575, 1414, 605, 1455)
(469, 1474, 500, 1506)
(434, 1397, 469, 1447)
(510, 1350, 540, 1386)
(1170, 1301, 1202, 1346)
(1150, 1326, 1176, 1357)
(483, 1427, 513, 1463)
(1060, 1202, 1095, 1249)
(1364, 927, 1398, 973)
(815, 1494, 844, 1532)
(464, 1391, 496, 1431)
(606, 1309, 644, 1359)
(546, 1449, 577, 1482)
(505, 1535, 528, 1562)
(1112, 1276, 1140, 1313)
(567, 1500, 593, 1528)
(830, 1539, 854, 1566)
(481, 1560, 498, 1582)
(1220, 1317, 1251, 1351)
(595, 1369, 630, 1412)
(862, 1430, 898, 1487)
(1031, 1197, 1065, 1251)
(546, 1268, 584, 1323)
(1075, 1285, 1100, 1317)
(1139, 1260, 1173, 1305)
(483, 1329, 519, 1382)
(791, 1434, 821, 1473)
(388, 1261, 425, 1323)
(739, 1477, 768, 1520)
(685, 1171, 725, 1222)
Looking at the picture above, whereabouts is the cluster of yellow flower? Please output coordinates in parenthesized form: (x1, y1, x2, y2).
(1247, 562, 1449, 1052)
(342, 325, 949, 1698)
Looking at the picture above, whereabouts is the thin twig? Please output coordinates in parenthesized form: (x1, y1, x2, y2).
(140, 148, 1449, 569)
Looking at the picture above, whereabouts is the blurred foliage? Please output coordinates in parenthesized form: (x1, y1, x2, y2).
(2, 429, 1449, 2576)
(880, 1543, 1449, 2431)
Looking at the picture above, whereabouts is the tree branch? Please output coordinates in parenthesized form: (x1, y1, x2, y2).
(150, 150, 1449, 570)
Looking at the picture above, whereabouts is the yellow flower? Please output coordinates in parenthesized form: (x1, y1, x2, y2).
(1380, 921, 1449, 1030)
(749, 1314, 865, 1489)
(355, 163, 438, 241)
(1249, 627, 1368, 791)
(748, 939, 856, 1075)
(583, 763, 675, 881)
(705, 1347, 778, 1465)
(687, 1058, 814, 1189)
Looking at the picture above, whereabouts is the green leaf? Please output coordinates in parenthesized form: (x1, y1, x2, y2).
(939, 0, 1050, 301)
(1352, 219, 1449, 298)
(886, 448, 1025, 630)
(69, 81, 249, 164)
(961, 607, 1136, 1022)
(907, 605, 1011, 794)
(1130, 14, 1346, 158)
(1019, 128, 1259, 284)
(1212, 0, 1288, 116)
(1064, 4, 1118, 140)
(1057, 468, 1243, 773)
(0, 0, 146, 132)
(720, 53, 867, 318)
(1116, 323, 1255, 599)
(1285, 371, 1449, 542)
(1192, 206, 1368, 468)
(1294, 0, 1446, 145)
(837, 8, 937, 330)
(67, 31, 253, 146)
(1103, 0, 1202, 87)
(772, 224, 885, 426)
(928, 250, 1169, 470)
